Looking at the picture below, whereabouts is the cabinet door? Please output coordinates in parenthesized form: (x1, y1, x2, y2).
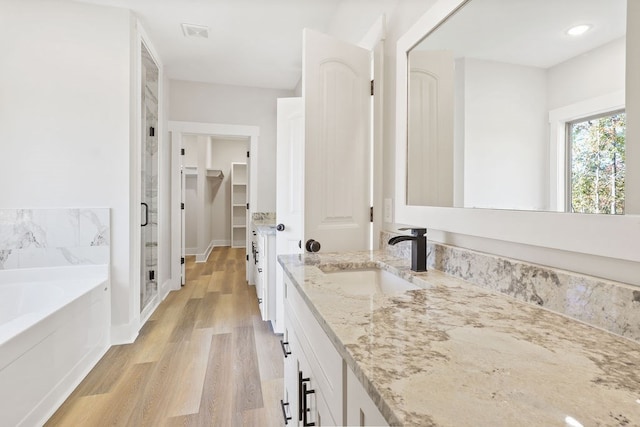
(283, 322, 299, 426)
(255, 234, 266, 320)
(296, 340, 338, 427)
(284, 276, 343, 423)
(346, 366, 388, 426)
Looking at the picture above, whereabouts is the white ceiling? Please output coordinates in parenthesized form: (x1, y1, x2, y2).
(75, 0, 391, 90)
(74, 0, 627, 90)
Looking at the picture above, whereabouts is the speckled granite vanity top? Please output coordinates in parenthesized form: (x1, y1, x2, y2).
(278, 251, 640, 427)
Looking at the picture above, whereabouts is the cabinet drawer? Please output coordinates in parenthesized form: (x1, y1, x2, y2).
(284, 276, 343, 424)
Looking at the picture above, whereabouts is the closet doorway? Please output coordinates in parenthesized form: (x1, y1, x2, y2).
(182, 135, 247, 258)
(169, 122, 259, 287)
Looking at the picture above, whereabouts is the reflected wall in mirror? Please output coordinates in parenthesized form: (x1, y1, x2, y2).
(406, 0, 628, 214)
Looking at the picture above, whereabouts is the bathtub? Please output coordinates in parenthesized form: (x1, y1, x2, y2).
(0, 265, 110, 427)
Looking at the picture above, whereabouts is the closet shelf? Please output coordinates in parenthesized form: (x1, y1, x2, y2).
(182, 167, 225, 180)
(206, 169, 224, 180)
(231, 162, 247, 248)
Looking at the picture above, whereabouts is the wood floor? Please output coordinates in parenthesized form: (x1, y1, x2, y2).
(47, 247, 284, 427)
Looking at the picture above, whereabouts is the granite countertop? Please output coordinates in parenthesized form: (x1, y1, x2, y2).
(254, 224, 276, 235)
(278, 251, 640, 427)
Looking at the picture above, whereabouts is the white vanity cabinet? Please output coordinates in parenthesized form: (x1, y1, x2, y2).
(282, 275, 343, 426)
(282, 273, 391, 427)
(254, 229, 276, 324)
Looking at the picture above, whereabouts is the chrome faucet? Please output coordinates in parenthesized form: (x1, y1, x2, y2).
(388, 227, 427, 272)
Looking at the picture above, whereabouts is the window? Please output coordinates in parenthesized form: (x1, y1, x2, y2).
(567, 111, 625, 214)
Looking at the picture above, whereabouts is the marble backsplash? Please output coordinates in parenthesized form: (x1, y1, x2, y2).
(0, 208, 110, 270)
(381, 230, 640, 342)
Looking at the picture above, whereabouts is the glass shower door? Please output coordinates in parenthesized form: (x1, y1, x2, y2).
(141, 42, 159, 313)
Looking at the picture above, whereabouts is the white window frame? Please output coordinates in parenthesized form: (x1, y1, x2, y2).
(548, 90, 625, 212)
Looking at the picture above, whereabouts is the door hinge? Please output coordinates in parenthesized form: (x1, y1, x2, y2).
(370, 79, 374, 96)
(370, 206, 374, 222)
(149, 127, 155, 137)
(181, 202, 184, 210)
(181, 257, 185, 265)
(181, 148, 185, 155)
(246, 203, 249, 210)
(247, 151, 250, 158)
(148, 270, 155, 281)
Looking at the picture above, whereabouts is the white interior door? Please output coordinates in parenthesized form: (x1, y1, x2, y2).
(303, 28, 371, 252)
(276, 97, 305, 256)
(275, 97, 304, 334)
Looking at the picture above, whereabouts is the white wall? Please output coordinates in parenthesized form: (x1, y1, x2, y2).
(461, 58, 548, 210)
(0, 1, 137, 333)
(547, 37, 626, 110)
(169, 80, 293, 212)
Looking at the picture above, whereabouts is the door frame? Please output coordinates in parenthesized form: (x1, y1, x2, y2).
(132, 22, 164, 337)
(358, 14, 386, 249)
(169, 121, 259, 288)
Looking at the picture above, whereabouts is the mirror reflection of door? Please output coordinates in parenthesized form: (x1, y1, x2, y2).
(407, 50, 454, 207)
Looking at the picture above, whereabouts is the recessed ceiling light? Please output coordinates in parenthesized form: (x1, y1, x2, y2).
(181, 23, 209, 39)
(566, 24, 591, 36)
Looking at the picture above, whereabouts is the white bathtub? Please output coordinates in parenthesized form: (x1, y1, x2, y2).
(0, 265, 110, 427)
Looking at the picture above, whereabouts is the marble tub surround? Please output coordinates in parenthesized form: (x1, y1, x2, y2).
(381, 230, 640, 342)
(0, 208, 110, 269)
(279, 251, 640, 426)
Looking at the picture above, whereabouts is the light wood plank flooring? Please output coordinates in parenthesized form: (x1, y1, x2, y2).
(47, 247, 284, 427)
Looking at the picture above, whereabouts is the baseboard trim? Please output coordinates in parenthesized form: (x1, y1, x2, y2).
(110, 322, 138, 345)
(196, 240, 215, 263)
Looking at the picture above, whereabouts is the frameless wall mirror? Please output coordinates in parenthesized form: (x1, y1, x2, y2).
(406, 0, 628, 214)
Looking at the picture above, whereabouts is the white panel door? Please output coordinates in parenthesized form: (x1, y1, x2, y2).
(275, 97, 304, 334)
(303, 28, 371, 252)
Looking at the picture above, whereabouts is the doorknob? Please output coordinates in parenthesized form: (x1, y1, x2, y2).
(276, 223, 285, 231)
(305, 239, 321, 253)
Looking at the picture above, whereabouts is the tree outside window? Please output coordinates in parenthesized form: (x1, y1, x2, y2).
(569, 111, 625, 215)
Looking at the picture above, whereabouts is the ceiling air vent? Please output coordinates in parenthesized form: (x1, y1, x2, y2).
(181, 23, 209, 39)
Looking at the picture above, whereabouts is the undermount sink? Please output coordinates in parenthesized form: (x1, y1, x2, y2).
(322, 268, 420, 295)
